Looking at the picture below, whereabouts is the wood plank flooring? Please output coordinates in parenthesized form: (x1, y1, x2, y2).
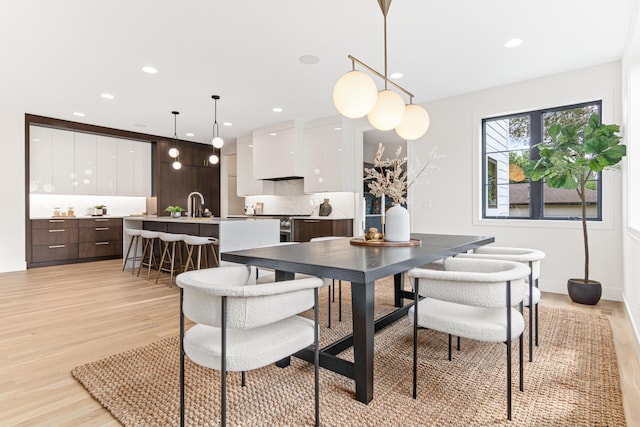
(1, 259, 638, 426)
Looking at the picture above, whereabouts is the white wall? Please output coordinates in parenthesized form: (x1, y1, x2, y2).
(621, 1, 640, 358)
(0, 108, 26, 271)
(408, 62, 624, 301)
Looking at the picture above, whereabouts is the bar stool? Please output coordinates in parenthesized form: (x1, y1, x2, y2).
(182, 235, 219, 271)
(137, 230, 161, 280)
(155, 232, 185, 286)
(122, 228, 143, 274)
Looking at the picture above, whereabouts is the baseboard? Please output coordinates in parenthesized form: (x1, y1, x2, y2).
(0, 260, 27, 273)
(623, 298, 640, 364)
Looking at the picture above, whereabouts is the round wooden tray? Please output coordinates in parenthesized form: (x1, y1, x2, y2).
(350, 238, 421, 247)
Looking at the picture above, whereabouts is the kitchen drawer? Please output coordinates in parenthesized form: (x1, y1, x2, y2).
(32, 243, 79, 262)
(78, 218, 122, 228)
(32, 227, 78, 245)
(32, 218, 79, 230)
(79, 226, 122, 242)
(79, 240, 122, 258)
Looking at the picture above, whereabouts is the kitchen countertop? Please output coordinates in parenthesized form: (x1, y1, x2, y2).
(123, 215, 271, 224)
(291, 216, 354, 220)
(31, 215, 125, 220)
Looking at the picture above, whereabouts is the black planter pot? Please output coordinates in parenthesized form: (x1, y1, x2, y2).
(567, 278, 602, 305)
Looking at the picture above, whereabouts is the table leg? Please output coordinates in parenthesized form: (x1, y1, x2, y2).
(393, 272, 404, 307)
(351, 280, 375, 404)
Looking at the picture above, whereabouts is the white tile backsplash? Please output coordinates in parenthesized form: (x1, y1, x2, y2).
(245, 180, 356, 217)
(30, 194, 147, 218)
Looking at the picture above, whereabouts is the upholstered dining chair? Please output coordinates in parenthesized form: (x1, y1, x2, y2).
(176, 265, 324, 427)
(455, 246, 545, 362)
(408, 257, 530, 421)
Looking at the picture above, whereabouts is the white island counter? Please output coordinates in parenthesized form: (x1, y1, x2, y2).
(122, 216, 279, 268)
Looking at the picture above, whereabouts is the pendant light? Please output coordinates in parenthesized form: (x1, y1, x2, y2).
(209, 95, 222, 165)
(332, 0, 430, 140)
(170, 111, 182, 170)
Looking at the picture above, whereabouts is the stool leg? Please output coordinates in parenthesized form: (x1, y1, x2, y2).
(131, 235, 140, 275)
(169, 241, 177, 287)
(211, 243, 219, 267)
(123, 237, 135, 272)
(137, 238, 151, 277)
(147, 238, 158, 280)
(155, 241, 170, 284)
(197, 245, 203, 270)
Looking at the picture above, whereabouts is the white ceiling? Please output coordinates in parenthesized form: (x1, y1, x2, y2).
(1, 0, 634, 146)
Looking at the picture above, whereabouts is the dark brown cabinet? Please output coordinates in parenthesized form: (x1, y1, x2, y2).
(31, 219, 79, 263)
(292, 218, 353, 242)
(78, 218, 123, 259)
(29, 218, 123, 267)
(156, 140, 220, 217)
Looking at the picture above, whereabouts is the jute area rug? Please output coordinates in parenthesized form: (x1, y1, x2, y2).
(72, 280, 626, 426)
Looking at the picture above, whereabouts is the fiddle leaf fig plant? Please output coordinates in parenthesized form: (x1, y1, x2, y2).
(523, 113, 626, 284)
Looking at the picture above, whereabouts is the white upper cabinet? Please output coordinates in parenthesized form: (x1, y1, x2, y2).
(133, 141, 152, 196)
(252, 120, 304, 180)
(236, 134, 273, 196)
(51, 129, 76, 195)
(303, 116, 355, 193)
(96, 136, 118, 195)
(29, 125, 53, 194)
(29, 125, 151, 196)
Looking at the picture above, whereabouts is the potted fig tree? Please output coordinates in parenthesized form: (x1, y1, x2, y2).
(524, 113, 626, 305)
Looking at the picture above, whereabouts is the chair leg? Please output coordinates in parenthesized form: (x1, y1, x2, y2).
(535, 278, 540, 347)
(519, 302, 524, 392)
(327, 284, 332, 329)
(123, 236, 135, 272)
(221, 296, 227, 427)
(131, 235, 140, 275)
(314, 287, 320, 427)
(241, 371, 246, 387)
(448, 334, 452, 361)
(506, 280, 512, 421)
(136, 238, 150, 277)
(456, 336, 461, 351)
(155, 241, 170, 284)
(412, 278, 419, 399)
(338, 280, 342, 322)
(180, 289, 185, 427)
(528, 263, 534, 362)
(146, 239, 157, 280)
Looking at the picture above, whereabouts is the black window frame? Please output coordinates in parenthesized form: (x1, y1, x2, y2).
(481, 100, 603, 221)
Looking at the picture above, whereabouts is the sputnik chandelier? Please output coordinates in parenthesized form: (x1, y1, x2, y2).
(332, 0, 430, 140)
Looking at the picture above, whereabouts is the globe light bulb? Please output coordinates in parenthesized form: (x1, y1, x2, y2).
(367, 90, 406, 131)
(395, 104, 430, 140)
(209, 154, 219, 164)
(212, 136, 224, 149)
(172, 160, 182, 170)
(168, 147, 179, 158)
(333, 70, 378, 118)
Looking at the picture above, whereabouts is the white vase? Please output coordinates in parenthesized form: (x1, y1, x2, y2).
(385, 204, 410, 242)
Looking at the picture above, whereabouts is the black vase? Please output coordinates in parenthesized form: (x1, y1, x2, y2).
(567, 278, 602, 305)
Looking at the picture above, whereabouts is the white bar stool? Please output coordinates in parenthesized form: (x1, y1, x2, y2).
(155, 232, 185, 286)
(137, 230, 161, 280)
(122, 228, 142, 274)
(182, 235, 219, 271)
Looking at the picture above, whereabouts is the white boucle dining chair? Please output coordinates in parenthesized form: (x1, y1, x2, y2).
(408, 257, 530, 421)
(455, 246, 545, 362)
(176, 265, 324, 427)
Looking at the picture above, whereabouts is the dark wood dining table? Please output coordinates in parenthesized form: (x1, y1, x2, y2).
(221, 233, 494, 404)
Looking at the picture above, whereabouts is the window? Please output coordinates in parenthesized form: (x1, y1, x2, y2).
(482, 101, 602, 220)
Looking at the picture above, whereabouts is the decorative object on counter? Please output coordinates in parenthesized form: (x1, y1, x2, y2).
(318, 199, 332, 216)
(165, 205, 184, 218)
(53, 207, 61, 217)
(245, 205, 254, 215)
(169, 111, 182, 170)
(364, 143, 434, 242)
(208, 95, 223, 165)
(363, 227, 384, 242)
(67, 207, 75, 217)
(202, 208, 212, 218)
(254, 202, 264, 215)
(187, 192, 205, 218)
(93, 205, 106, 216)
(332, 0, 429, 140)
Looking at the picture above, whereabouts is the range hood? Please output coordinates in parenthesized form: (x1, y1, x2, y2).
(252, 120, 305, 180)
(261, 176, 304, 181)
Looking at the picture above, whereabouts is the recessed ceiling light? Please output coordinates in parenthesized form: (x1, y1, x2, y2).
(504, 38, 523, 48)
(101, 93, 114, 99)
(272, 107, 283, 113)
(73, 112, 85, 117)
(334, 127, 342, 131)
(269, 133, 278, 136)
(142, 66, 158, 74)
(223, 122, 232, 126)
(390, 72, 403, 79)
(299, 55, 320, 65)
(185, 133, 194, 137)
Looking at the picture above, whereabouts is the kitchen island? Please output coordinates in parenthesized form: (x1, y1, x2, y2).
(122, 216, 279, 269)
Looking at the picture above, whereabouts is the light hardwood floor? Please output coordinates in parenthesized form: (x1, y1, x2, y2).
(1, 259, 639, 426)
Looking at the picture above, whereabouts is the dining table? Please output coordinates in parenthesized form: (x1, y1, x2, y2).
(221, 233, 494, 404)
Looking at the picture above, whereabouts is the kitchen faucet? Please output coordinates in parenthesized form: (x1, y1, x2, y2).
(187, 191, 205, 218)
